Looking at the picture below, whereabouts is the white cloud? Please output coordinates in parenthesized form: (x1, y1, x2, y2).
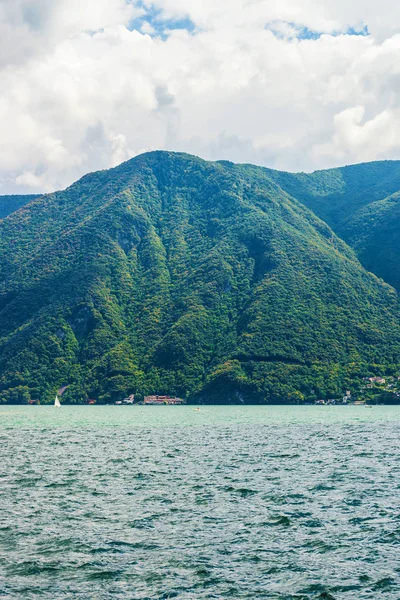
(0, 0, 400, 192)
(0, 0, 141, 66)
(142, 0, 400, 40)
(315, 105, 400, 163)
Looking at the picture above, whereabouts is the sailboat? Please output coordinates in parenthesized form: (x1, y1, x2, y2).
(54, 395, 61, 408)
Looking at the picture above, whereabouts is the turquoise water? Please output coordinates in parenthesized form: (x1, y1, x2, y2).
(1, 405, 400, 599)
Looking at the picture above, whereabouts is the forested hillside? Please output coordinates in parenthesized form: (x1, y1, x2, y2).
(0, 194, 42, 219)
(1, 152, 400, 404)
(267, 161, 400, 291)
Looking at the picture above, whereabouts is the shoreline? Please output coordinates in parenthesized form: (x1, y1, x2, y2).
(1, 403, 399, 407)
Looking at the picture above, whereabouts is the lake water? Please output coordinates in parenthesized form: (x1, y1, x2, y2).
(1, 405, 400, 599)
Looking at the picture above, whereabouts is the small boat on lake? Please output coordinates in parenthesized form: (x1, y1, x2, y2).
(54, 395, 61, 408)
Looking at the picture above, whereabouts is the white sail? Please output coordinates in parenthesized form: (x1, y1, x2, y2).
(55, 395, 61, 408)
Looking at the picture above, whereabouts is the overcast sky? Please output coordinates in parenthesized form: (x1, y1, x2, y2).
(1, 0, 400, 193)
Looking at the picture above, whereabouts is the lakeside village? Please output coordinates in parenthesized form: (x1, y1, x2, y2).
(115, 395, 185, 406)
(26, 376, 400, 406)
(115, 376, 400, 406)
(104, 376, 400, 406)
(315, 376, 400, 405)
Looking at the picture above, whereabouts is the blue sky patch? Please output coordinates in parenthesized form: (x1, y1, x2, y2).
(266, 21, 369, 41)
(129, 3, 196, 39)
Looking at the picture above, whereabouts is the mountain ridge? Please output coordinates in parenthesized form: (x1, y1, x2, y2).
(1, 151, 400, 404)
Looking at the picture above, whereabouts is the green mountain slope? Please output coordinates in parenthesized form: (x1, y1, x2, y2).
(339, 191, 400, 291)
(0, 194, 42, 219)
(266, 161, 400, 290)
(1, 152, 400, 404)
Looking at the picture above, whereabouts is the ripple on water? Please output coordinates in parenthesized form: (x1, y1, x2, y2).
(1, 405, 400, 599)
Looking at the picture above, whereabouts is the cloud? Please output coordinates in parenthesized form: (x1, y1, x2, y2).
(141, 0, 400, 40)
(0, 0, 141, 66)
(315, 105, 400, 163)
(0, 0, 400, 193)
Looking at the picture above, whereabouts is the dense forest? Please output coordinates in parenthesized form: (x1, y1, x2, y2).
(1, 152, 400, 404)
(0, 194, 42, 220)
(267, 161, 400, 291)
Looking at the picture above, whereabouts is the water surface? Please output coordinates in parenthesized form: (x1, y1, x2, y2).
(1, 405, 400, 599)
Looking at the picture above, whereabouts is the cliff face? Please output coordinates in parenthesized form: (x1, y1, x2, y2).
(0, 152, 399, 404)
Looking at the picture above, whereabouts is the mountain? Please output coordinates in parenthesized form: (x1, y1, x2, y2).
(0, 151, 400, 405)
(339, 190, 400, 291)
(0, 194, 42, 219)
(266, 161, 400, 290)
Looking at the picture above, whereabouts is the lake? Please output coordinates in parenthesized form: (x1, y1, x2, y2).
(1, 405, 400, 599)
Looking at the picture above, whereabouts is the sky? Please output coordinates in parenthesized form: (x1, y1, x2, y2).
(1, 0, 400, 193)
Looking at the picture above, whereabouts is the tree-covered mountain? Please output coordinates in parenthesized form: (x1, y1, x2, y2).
(1, 152, 400, 404)
(267, 161, 400, 291)
(0, 194, 42, 220)
(339, 190, 400, 291)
